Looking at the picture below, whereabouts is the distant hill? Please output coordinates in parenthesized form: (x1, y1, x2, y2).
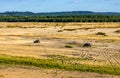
(0, 11, 120, 16)
(0, 11, 120, 22)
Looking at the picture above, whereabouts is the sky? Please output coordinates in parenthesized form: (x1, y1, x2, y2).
(0, 0, 120, 12)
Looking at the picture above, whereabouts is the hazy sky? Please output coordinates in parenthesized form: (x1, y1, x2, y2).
(0, 0, 120, 12)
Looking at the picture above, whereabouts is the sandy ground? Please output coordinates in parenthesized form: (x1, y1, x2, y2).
(0, 65, 120, 78)
(0, 22, 120, 78)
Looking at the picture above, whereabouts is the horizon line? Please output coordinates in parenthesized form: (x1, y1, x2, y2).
(0, 10, 120, 13)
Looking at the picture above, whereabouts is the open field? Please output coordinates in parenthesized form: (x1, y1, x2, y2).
(0, 22, 120, 78)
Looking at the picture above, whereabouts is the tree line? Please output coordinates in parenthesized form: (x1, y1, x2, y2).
(0, 15, 120, 22)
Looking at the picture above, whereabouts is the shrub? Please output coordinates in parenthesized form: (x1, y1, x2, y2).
(58, 30, 63, 32)
(65, 45, 74, 48)
(115, 30, 120, 33)
(96, 32, 107, 36)
(64, 29, 77, 31)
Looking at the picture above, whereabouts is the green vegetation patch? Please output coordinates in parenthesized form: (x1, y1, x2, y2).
(0, 15, 120, 22)
(45, 55, 83, 61)
(0, 54, 120, 75)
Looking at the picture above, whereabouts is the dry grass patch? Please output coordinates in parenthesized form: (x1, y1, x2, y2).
(0, 22, 119, 29)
